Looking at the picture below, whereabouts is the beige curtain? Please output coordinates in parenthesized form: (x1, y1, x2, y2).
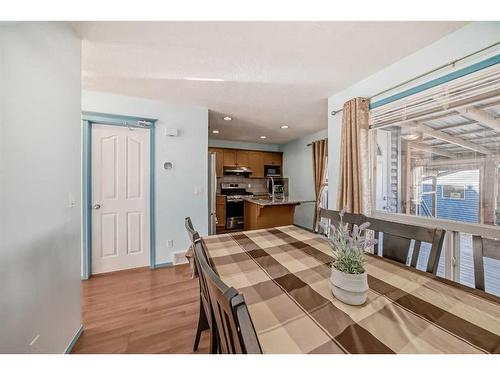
(337, 97, 371, 215)
(312, 139, 328, 230)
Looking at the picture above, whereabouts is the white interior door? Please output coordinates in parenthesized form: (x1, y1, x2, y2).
(91, 124, 150, 274)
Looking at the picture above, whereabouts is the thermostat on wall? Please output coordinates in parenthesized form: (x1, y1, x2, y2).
(164, 128, 178, 136)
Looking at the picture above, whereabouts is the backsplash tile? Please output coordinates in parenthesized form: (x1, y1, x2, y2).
(217, 176, 288, 196)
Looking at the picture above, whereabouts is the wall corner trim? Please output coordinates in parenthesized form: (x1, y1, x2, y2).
(64, 324, 84, 354)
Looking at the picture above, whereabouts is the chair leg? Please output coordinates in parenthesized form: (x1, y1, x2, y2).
(193, 296, 209, 351)
(209, 325, 218, 354)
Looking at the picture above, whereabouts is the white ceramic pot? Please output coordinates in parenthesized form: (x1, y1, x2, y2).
(330, 267, 368, 306)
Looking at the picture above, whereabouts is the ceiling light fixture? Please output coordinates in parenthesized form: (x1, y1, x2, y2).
(212, 130, 220, 134)
(280, 125, 289, 129)
(223, 116, 232, 121)
(184, 77, 225, 82)
(259, 135, 267, 139)
(401, 133, 421, 141)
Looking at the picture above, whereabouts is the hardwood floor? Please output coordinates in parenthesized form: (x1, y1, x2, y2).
(71, 264, 209, 354)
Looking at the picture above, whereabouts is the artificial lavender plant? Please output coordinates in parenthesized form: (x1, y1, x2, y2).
(328, 208, 377, 275)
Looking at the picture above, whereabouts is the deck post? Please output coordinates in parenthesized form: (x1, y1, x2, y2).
(481, 155, 498, 225)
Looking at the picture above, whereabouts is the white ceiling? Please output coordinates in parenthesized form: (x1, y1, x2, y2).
(72, 21, 466, 144)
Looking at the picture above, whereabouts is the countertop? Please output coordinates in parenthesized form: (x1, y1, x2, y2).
(243, 196, 302, 206)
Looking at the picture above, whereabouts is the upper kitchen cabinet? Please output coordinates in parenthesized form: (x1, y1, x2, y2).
(236, 150, 249, 167)
(248, 151, 264, 177)
(209, 147, 283, 177)
(208, 147, 224, 177)
(223, 149, 236, 166)
(272, 153, 282, 166)
(222, 149, 250, 167)
(263, 152, 282, 166)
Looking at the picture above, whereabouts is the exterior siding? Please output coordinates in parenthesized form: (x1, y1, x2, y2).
(421, 184, 479, 223)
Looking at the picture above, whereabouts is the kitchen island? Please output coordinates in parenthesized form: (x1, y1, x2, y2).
(243, 196, 301, 230)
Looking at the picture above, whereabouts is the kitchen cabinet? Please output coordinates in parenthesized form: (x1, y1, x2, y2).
(244, 200, 299, 230)
(208, 147, 224, 177)
(223, 149, 236, 166)
(222, 149, 250, 167)
(272, 153, 282, 166)
(263, 152, 282, 166)
(216, 195, 226, 230)
(209, 146, 283, 177)
(248, 151, 264, 177)
(236, 150, 249, 166)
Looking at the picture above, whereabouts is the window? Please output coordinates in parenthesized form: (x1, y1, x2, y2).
(369, 62, 500, 295)
(319, 157, 329, 210)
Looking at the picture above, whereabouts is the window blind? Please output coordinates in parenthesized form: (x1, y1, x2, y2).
(370, 63, 500, 129)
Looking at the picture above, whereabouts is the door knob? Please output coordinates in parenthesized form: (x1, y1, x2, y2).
(93, 204, 102, 210)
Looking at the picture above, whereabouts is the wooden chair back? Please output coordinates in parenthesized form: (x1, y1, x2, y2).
(368, 217, 445, 274)
(317, 208, 365, 235)
(185, 217, 199, 243)
(194, 242, 262, 354)
(184, 217, 212, 318)
(472, 236, 500, 292)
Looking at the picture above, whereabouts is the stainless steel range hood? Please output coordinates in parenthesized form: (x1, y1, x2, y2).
(223, 166, 253, 176)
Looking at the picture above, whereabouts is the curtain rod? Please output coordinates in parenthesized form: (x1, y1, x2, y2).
(306, 138, 327, 147)
(329, 41, 500, 116)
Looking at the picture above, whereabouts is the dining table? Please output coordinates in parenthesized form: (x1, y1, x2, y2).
(202, 225, 500, 354)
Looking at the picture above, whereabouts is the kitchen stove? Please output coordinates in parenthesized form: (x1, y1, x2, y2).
(220, 183, 253, 229)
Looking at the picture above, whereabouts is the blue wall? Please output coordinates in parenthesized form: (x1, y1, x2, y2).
(421, 184, 479, 223)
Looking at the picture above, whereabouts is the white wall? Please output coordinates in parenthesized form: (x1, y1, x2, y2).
(281, 129, 328, 228)
(82, 91, 208, 265)
(0, 23, 82, 353)
(208, 139, 280, 152)
(328, 22, 500, 210)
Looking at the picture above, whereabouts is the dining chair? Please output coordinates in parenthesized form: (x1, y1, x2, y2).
(317, 208, 365, 235)
(184, 217, 217, 354)
(193, 241, 262, 354)
(471, 235, 500, 292)
(368, 217, 446, 274)
(185, 216, 199, 243)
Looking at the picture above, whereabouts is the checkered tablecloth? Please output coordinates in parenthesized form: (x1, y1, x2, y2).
(202, 225, 500, 354)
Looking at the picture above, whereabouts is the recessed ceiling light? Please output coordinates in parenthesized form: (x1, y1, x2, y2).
(212, 130, 220, 134)
(223, 116, 232, 121)
(259, 135, 267, 139)
(184, 77, 225, 82)
(280, 125, 289, 129)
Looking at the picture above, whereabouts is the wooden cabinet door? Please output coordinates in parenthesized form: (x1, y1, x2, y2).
(209, 148, 224, 177)
(236, 150, 249, 167)
(248, 151, 264, 177)
(272, 152, 282, 166)
(262, 152, 274, 166)
(263, 152, 282, 166)
(223, 149, 236, 166)
(216, 196, 226, 229)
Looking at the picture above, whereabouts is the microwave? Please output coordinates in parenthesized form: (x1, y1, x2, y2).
(264, 165, 281, 177)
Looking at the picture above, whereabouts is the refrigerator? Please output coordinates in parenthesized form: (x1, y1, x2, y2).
(208, 152, 217, 235)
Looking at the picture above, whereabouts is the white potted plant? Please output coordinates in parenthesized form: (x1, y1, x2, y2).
(328, 208, 376, 306)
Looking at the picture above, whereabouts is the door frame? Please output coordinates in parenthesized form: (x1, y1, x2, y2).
(82, 112, 157, 279)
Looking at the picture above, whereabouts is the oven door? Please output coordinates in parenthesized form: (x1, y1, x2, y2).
(226, 199, 244, 229)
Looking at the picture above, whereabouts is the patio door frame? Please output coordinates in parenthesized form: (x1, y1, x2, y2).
(82, 112, 157, 279)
